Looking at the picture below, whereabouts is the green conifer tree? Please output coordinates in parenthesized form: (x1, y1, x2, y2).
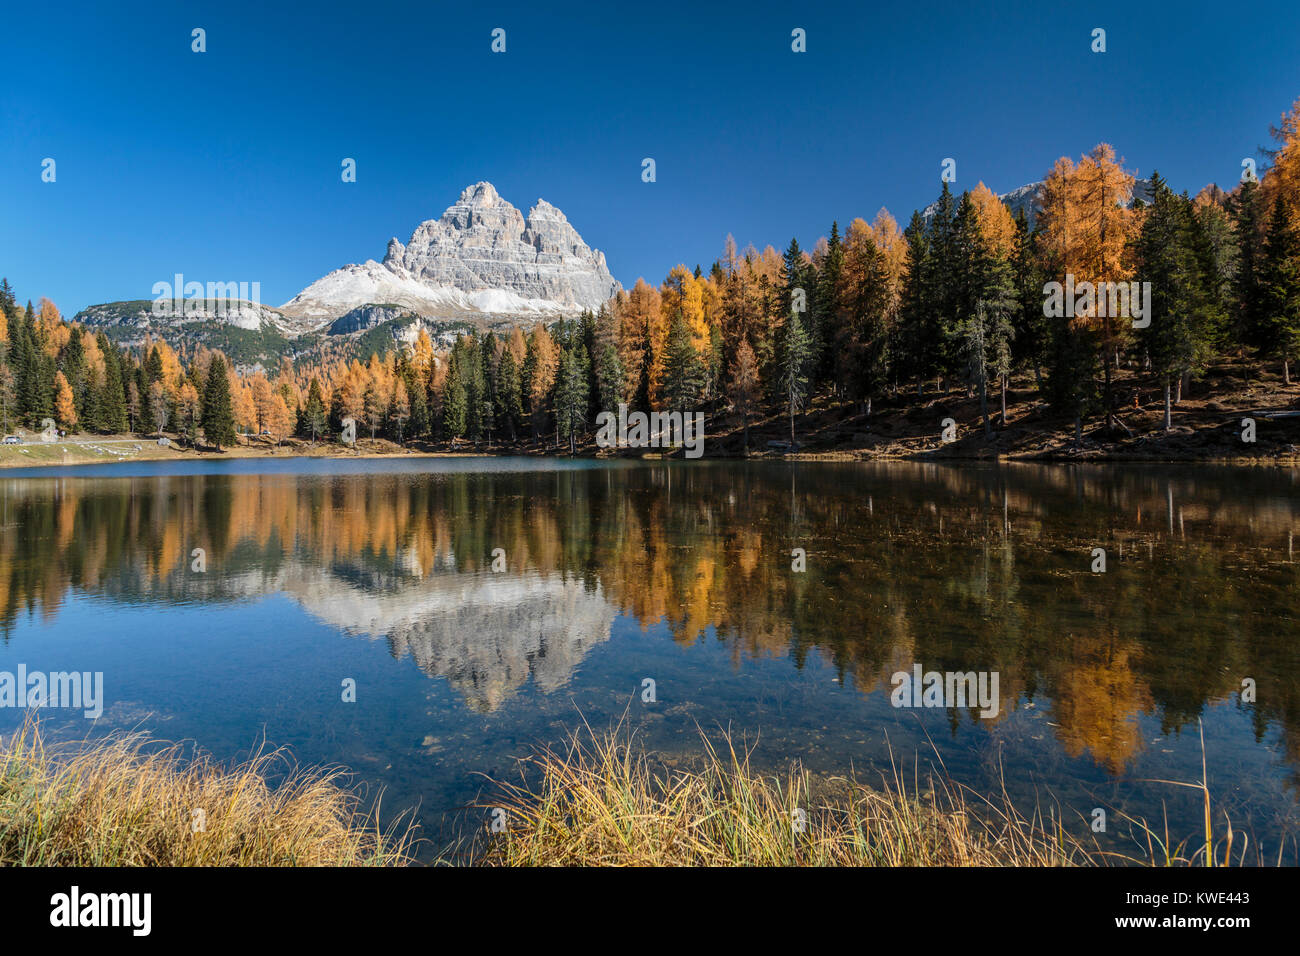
(201, 354, 237, 450)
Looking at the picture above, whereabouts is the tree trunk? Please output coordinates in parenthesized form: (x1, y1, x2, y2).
(1103, 342, 1114, 429)
(1164, 381, 1172, 431)
(1285, 357, 1292, 385)
(979, 375, 990, 437)
(999, 376, 1008, 427)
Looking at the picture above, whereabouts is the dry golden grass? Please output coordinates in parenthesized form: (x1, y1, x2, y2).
(0, 718, 415, 866)
(3, 714, 1272, 868)
(468, 723, 1091, 867)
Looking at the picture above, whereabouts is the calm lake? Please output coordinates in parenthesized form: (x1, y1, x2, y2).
(2, 456, 1298, 863)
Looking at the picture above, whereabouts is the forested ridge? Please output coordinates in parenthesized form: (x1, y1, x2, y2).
(3, 98, 1299, 458)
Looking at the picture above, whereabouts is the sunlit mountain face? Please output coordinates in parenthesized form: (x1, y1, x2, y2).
(1, 458, 1298, 858)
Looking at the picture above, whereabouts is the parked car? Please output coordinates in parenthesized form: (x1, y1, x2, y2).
(2, 435, 21, 444)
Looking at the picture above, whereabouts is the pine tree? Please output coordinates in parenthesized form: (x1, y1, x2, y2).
(779, 236, 813, 382)
(592, 341, 622, 415)
(951, 191, 984, 346)
(127, 380, 141, 433)
(780, 310, 811, 445)
(303, 377, 328, 443)
(496, 346, 524, 441)
(0, 279, 15, 319)
(476, 335, 497, 443)
(1232, 178, 1268, 350)
(145, 346, 165, 386)
(925, 181, 961, 385)
(99, 335, 129, 432)
(1260, 196, 1300, 382)
(406, 364, 430, 441)
(35, 351, 56, 427)
(8, 309, 30, 423)
(1011, 211, 1049, 389)
(201, 355, 237, 449)
(1045, 316, 1098, 441)
(579, 308, 602, 426)
(1191, 194, 1237, 351)
(954, 193, 1018, 430)
(463, 337, 487, 443)
(895, 211, 932, 392)
(591, 303, 622, 413)
(62, 330, 87, 427)
(662, 309, 706, 410)
(443, 346, 468, 441)
(553, 344, 589, 455)
(989, 298, 1016, 428)
(18, 304, 53, 425)
(134, 364, 149, 419)
(0, 363, 15, 435)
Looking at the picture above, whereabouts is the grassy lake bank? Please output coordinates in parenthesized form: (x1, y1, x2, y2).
(3, 719, 1259, 867)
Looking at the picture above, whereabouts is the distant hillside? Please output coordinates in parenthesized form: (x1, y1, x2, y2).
(74, 300, 301, 367)
(73, 299, 523, 369)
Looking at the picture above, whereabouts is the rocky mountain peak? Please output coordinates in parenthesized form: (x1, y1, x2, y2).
(460, 180, 502, 205)
(285, 182, 621, 322)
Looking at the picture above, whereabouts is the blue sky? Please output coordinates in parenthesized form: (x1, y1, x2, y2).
(2, 0, 1298, 315)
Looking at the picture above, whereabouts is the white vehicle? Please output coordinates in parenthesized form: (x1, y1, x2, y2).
(2, 435, 20, 444)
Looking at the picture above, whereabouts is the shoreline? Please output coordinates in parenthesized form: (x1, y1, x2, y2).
(7, 364, 1299, 471)
(3, 446, 1298, 472)
(2, 435, 1298, 471)
(6, 357, 1298, 471)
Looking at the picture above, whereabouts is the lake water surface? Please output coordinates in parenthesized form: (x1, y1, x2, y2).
(1, 457, 1298, 863)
